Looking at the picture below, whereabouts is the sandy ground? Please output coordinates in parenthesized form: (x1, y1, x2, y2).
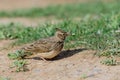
(0, 0, 114, 10)
(0, 0, 95, 10)
(0, 17, 60, 26)
(0, 0, 120, 80)
(0, 40, 120, 80)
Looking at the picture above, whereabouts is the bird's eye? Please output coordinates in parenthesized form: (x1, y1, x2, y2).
(63, 33, 65, 35)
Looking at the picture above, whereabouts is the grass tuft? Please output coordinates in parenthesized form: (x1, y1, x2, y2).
(101, 58, 117, 66)
(10, 60, 29, 72)
(8, 50, 32, 60)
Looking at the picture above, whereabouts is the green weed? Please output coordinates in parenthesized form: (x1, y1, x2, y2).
(101, 58, 117, 66)
(0, 13, 119, 55)
(8, 50, 32, 60)
(8, 50, 31, 72)
(8, 50, 30, 72)
(10, 60, 28, 72)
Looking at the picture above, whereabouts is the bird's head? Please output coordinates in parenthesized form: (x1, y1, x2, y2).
(55, 28, 70, 41)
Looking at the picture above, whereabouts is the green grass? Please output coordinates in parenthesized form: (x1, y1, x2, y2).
(10, 60, 28, 72)
(101, 58, 117, 66)
(0, 13, 119, 55)
(8, 50, 32, 60)
(0, 1, 120, 18)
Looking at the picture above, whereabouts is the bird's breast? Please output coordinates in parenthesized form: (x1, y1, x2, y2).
(37, 50, 61, 59)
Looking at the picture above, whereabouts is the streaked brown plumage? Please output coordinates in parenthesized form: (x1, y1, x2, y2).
(20, 28, 69, 60)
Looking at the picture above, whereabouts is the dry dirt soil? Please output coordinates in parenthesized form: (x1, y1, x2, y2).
(0, 0, 120, 80)
(0, 40, 120, 80)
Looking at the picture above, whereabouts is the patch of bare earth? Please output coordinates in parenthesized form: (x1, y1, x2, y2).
(0, 0, 96, 10)
(0, 17, 82, 26)
(0, 41, 120, 80)
(0, 17, 60, 26)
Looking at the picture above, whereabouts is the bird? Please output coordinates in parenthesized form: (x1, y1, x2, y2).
(18, 28, 69, 61)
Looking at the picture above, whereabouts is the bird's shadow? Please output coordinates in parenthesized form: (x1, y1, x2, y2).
(32, 48, 86, 61)
(53, 48, 86, 60)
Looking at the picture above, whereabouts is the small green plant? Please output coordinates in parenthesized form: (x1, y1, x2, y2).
(8, 50, 30, 72)
(8, 50, 31, 72)
(0, 76, 11, 80)
(8, 50, 25, 60)
(10, 60, 29, 72)
(80, 74, 87, 79)
(101, 58, 117, 66)
(8, 50, 32, 60)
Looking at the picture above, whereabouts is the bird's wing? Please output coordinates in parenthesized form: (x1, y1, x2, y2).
(21, 38, 57, 53)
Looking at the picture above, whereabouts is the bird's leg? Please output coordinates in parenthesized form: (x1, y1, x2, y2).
(34, 53, 47, 61)
(40, 56, 47, 61)
(26, 53, 46, 61)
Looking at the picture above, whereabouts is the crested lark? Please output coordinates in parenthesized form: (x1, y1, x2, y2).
(20, 28, 69, 60)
